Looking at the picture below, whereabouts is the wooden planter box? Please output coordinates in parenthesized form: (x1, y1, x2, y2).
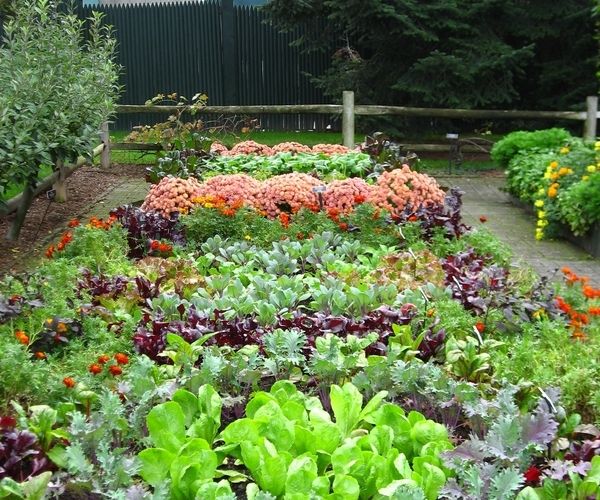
(509, 194, 600, 258)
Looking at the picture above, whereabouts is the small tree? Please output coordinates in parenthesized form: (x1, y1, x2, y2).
(0, 0, 120, 240)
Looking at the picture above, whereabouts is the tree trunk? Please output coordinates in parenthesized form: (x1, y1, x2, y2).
(6, 182, 36, 241)
(53, 158, 67, 202)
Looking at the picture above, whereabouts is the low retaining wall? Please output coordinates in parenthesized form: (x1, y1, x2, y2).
(509, 194, 600, 258)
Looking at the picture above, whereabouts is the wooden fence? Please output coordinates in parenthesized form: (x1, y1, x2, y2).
(108, 92, 599, 161)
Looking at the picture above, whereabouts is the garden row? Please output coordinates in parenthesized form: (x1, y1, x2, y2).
(494, 128, 600, 243)
(1, 145, 600, 498)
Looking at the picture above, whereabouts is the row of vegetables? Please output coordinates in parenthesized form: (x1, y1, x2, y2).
(1, 139, 600, 498)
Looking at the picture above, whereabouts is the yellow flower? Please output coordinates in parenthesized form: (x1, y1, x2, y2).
(537, 188, 546, 196)
(535, 200, 544, 208)
(244, 235, 252, 240)
(538, 211, 546, 218)
(537, 219, 546, 228)
(582, 175, 590, 181)
(543, 172, 552, 180)
(587, 165, 596, 173)
(533, 308, 546, 320)
(204, 203, 214, 208)
(535, 231, 544, 241)
(559, 146, 570, 154)
(595, 141, 600, 150)
(549, 161, 558, 169)
(550, 173, 559, 181)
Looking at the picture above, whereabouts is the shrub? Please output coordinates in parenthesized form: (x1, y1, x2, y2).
(0, 1, 120, 239)
(195, 174, 261, 208)
(558, 172, 600, 235)
(491, 128, 572, 167)
(506, 150, 556, 202)
(257, 173, 323, 217)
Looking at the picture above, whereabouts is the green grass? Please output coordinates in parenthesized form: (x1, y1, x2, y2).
(1, 164, 54, 202)
(418, 158, 499, 173)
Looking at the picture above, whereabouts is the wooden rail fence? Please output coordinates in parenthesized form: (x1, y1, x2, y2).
(3, 92, 598, 217)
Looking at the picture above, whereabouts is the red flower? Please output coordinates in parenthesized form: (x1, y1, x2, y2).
(158, 243, 172, 253)
(338, 222, 348, 231)
(114, 353, 129, 365)
(279, 213, 290, 228)
(45, 245, 55, 259)
(408, 215, 418, 222)
(475, 322, 485, 333)
(34, 351, 46, 360)
(354, 195, 366, 204)
(523, 466, 542, 484)
(14, 331, 29, 345)
(0, 416, 16, 428)
(109, 365, 123, 376)
(63, 377, 76, 389)
(57, 242, 65, 251)
(98, 354, 110, 364)
(89, 364, 102, 375)
(150, 240, 160, 251)
(68, 219, 80, 228)
(479, 215, 488, 223)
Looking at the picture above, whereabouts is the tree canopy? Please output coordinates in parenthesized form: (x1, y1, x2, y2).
(264, 0, 598, 110)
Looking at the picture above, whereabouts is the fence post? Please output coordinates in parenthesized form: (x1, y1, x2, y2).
(100, 121, 110, 169)
(584, 96, 598, 141)
(342, 91, 355, 148)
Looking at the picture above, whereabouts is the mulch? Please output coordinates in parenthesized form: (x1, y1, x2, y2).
(0, 165, 146, 276)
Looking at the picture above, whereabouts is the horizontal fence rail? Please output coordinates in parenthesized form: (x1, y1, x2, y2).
(116, 91, 598, 145)
(115, 104, 588, 121)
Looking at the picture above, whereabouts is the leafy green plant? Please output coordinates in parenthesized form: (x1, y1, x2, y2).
(139, 381, 453, 499)
(491, 129, 572, 167)
(0, 0, 119, 239)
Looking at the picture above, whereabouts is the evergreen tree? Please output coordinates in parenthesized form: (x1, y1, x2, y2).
(264, 0, 597, 110)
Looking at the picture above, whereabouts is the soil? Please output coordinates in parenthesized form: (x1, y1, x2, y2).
(0, 165, 146, 277)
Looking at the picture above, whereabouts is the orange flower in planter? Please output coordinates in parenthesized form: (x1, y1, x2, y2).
(68, 219, 80, 228)
(63, 377, 76, 389)
(89, 364, 102, 375)
(109, 365, 123, 376)
(14, 331, 29, 345)
(114, 353, 129, 365)
(34, 351, 46, 360)
(97, 354, 110, 364)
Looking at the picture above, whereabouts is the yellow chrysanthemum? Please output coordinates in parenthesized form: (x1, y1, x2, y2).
(535, 200, 544, 208)
(549, 161, 559, 169)
(583, 175, 590, 181)
(587, 165, 596, 173)
(538, 211, 546, 218)
(537, 188, 546, 196)
(535, 231, 544, 241)
(559, 147, 570, 154)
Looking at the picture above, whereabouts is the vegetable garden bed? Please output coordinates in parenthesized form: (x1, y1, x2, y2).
(2, 141, 600, 499)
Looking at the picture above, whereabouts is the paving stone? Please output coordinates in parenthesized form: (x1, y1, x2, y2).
(438, 174, 600, 286)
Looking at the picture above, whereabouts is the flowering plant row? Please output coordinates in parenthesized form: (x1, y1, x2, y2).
(141, 168, 444, 218)
(500, 129, 600, 239)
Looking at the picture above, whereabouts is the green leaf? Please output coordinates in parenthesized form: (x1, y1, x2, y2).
(368, 425, 394, 456)
(515, 487, 542, 500)
(147, 401, 187, 453)
(416, 462, 446, 500)
(330, 383, 363, 437)
(586, 455, 600, 484)
(311, 476, 331, 496)
(285, 456, 318, 496)
(254, 401, 295, 451)
(47, 445, 68, 468)
(138, 448, 176, 486)
(332, 474, 360, 499)
(221, 418, 260, 445)
(20, 472, 52, 500)
(198, 384, 222, 426)
(173, 388, 199, 428)
(359, 390, 388, 424)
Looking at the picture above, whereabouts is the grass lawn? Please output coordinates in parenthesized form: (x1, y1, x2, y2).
(1, 164, 54, 202)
